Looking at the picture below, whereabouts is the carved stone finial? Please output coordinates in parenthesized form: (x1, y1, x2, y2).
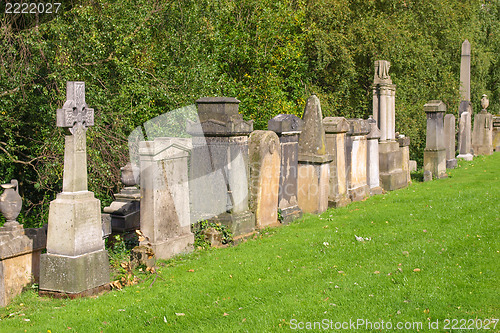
(374, 60, 392, 84)
(481, 94, 489, 111)
(56, 82, 94, 134)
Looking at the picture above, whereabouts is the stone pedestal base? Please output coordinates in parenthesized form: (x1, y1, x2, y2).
(210, 210, 255, 239)
(110, 210, 140, 233)
(297, 163, 330, 214)
(424, 149, 447, 179)
(370, 186, 384, 196)
(279, 205, 302, 225)
(39, 249, 109, 295)
(349, 185, 370, 202)
(457, 153, 473, 161)
(446, 159, 457, 169)
(328, 194, 351, 208)
(379, 141, 407, 191)
(472, 145, 493, 156)
(148, 233, 194, 260)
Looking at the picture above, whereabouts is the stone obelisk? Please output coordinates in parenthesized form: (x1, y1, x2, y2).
(39, 82, 110, 297)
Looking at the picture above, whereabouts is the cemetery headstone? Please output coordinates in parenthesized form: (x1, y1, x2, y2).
(366, 118, 383, 196)
(249, 130, 281, 228)
(297, 95, 332, 214)
(493, 116, 500, 152)
(397, 135, 411, 185)
(39, 81, 110, 297)
(345, 119, 370, 201)
(268, 114, 303, 223)
(457, 111, 473, 161)
(423, 100, 447, 179)
(471, 95, 493, 156)
(323, 117, 351, 207)
(187, 97, 255, 239)
(460, 40, 471, 102)
(372, 60, 407, 190)
(444, 114, 457, 169)
(139, 137, 194, 259)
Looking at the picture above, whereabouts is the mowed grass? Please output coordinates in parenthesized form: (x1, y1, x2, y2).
(1, 154, 499, 332)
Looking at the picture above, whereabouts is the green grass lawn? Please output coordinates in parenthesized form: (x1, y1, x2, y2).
(1, 153, 499, 332)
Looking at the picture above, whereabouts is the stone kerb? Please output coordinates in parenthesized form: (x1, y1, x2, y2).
(139, 138, 194, 260)
(471, 95, 493, 156)
(249, 130, 281, 229)
(188, 97, 255, 239)
(297, 95, 332, 214)
(345, 119, 370, 202)
(268, 114, 303, 224)
(323, 116, 351, 208)
(423, 100, 447, 180)
(444, 114, 457, 169)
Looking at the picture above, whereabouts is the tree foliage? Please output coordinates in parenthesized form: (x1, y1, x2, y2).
(0, 0, 498, 227)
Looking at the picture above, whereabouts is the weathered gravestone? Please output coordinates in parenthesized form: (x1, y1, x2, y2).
(423, 100, 447, 180)
(471, 95, 493, 156)
(493, 116, 500, 152)
(187, 97, 255, 239)
(102, 163, 140, 233)
(323, 117, 351, 207)
(366, 117, 383, 195)
(139, 138, 194, 259)
(268, 114, 303, 223)
(398, 135, 411, 185)
(297, 95, 332, 214)
(0, 180, 46, 306)
(249, 131, 281, 228)
(372, 60, 407, 190)
(345, 119, 370, 202)
(444, 114, 457, 169)
(40, 82, 110, 297)
(457, 111, 473, 161)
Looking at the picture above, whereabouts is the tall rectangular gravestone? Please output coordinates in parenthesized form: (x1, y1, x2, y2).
(268, 114, 303, 224)
(493, 116, 500, 152)
(423, 100, 447, 179)
(187, 97, 255, 239)
(444, 114, 457, 169)
(472, 95, 493, 156)
(366, 117, 383, 195)
(372, 60, 407, 191)
(397, 136, 411, 185)
(39, 82, 110, 297)
(249, 131, 281, 228)
(323, 117, 351, 207)
(345, 119, 370, 202)
(297, 95, 332, 214)
(457, 111, 473, 161)
(139, 138, 194, 259)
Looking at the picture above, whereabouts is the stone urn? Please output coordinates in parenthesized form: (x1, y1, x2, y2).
(0, 179, 22, 227)
(120, 163, 139, 187)
(481, 94, 489, 111)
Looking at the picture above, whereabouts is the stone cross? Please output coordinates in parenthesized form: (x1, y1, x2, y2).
(56, 82, 94, 193)
(460, 40, 471, 102)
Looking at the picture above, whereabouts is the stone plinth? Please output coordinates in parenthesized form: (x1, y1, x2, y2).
(297, 95, 332, 214)
(249, 131, 281, 228)
(457, 112, 473, 161)
(0, 227, 46, 306)
(378, 141, 407, 191)
(444, 114, 457, 169)
(493, 116, 500, 152)
(472, 110, 493, 156)
(366, 118, 383, 195)
(268, 114, 303, 224)
(188, 97, 255, 239)
(345, 119, 370, 202)
(423, 100, 447, 179)
(323, 117, 351, 207)
(40, 82, 109, 297)
(398, 136, 411, 185)
(139, 138, 194, 259)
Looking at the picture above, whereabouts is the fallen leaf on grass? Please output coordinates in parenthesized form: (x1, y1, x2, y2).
(413, 268, 421, 272)
(188, 269, 194, 272)
(374, 271, 380, 274)
(175, 313, 185, 316)
(223, 313, 229, 316)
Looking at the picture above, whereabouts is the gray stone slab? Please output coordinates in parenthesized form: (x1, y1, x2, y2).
(444, 114, 457, 169)
(424, 100, 447, 179)
(460, 40, 471, 101)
